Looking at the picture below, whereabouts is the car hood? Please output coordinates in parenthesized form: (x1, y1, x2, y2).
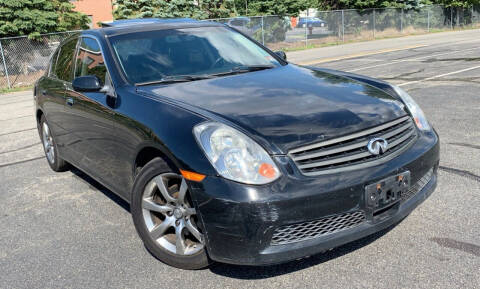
(137, 64, 407, 154)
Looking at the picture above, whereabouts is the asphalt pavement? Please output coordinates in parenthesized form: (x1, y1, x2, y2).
(0, 29, 479, 289)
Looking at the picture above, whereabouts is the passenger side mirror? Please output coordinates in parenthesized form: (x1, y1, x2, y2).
(275, 51, 287, 61)
(72, 75, 102, 92)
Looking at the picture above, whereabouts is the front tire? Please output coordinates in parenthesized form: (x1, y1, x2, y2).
(131, 157, 210, 269)
(40, 115, 68, 172)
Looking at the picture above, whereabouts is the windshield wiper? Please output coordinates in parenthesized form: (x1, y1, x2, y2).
(211, 65, 276, 77)
(135, 74, 213, 86)
(135, 65, 275, 86)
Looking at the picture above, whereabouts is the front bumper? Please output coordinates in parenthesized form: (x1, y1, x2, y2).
(189, 130, 440, 266)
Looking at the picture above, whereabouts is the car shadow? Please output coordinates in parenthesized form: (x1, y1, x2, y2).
(68, 166, 405, 277)
(70, 167, 130, 212)
(209, 221, 403, 279)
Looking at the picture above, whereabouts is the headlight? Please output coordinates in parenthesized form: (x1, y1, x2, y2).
(392, 85, 431, 131)
(193, 122, 280, 185)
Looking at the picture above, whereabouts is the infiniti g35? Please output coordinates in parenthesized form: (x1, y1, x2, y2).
(34, 18, 439, 269)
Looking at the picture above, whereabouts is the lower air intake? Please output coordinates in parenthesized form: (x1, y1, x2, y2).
(402, 168, 434, 201)
(271, 211, 366, 246)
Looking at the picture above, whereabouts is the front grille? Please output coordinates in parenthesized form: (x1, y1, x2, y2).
(289, 116, 417, 176)
(271, 211, 366, 246)
(402, 168, 434, 201)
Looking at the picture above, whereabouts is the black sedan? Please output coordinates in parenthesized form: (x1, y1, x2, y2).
(34, 18, 439, 269)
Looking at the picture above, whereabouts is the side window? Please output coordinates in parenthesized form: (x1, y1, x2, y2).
(55, 37, 78, 82)
(75, 37, 107, 84)
(48, 48, 60, 77)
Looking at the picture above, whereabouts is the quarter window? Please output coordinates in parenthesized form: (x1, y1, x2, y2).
(75, 37, 107, 84)
(54, 37, 78, 82)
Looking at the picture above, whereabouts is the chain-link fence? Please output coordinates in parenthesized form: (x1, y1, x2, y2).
(0, 31, 79, 90)
(211, 5, 480, 52)
(1, 5, 479, 90)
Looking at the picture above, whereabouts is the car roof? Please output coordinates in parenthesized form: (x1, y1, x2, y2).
(82, 18, 224, 38)
(101, 18, 198, 27)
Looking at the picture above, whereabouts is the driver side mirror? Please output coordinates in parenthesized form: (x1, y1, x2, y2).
(275, 51, 287, 61)
(72, 75, 102, 92)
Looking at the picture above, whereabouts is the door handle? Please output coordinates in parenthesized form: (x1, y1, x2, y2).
(66, 98, 74, 106)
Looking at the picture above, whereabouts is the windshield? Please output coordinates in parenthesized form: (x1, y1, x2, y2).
(110, 26, 282, 84)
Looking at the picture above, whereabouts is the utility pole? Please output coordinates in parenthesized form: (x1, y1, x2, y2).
(245, 0, 248, 16)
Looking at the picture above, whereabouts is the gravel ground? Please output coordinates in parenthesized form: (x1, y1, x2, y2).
(0, 30, 479, 289)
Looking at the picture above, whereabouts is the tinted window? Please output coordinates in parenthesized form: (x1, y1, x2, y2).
(48, 48, 60, 77)
(75, 37, 107, 84)
(55, 37, 78, 82)
(110, 26, 281, 84)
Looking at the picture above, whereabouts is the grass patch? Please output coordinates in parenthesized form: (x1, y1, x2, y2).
(283, 41, 342, 52)
(0, 85, 33, 95)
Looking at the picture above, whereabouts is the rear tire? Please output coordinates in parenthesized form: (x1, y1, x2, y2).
(40, 115, 69, 172)
(131, 157, 210, 270)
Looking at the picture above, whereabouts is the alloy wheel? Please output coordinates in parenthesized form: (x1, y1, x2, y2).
(42, 122, 55, 164)
(142, 173, 204, 256)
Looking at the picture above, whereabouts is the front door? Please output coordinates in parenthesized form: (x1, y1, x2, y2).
(62, 36, 123, 194)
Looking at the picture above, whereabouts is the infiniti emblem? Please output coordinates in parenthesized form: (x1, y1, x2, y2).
(367, 138, 389, 155)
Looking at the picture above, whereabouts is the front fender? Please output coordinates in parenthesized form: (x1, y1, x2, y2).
(114, 86, 217, 178)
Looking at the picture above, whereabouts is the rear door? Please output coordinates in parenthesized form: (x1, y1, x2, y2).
(47, 36, 81, 161)
(38, 37, 78, 151)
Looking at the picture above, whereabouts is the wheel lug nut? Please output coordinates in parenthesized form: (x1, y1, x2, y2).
(175, 220, 180, 226)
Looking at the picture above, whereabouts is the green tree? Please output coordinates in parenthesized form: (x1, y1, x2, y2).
(0, 0, 90, 38)
(249, 0, 313, 16)
(232, 0, 313, 16)
(200, 0, 235, 18)
(113, 0, 235, 20)
(152, 0, 207, 19)
(315, 0, 433, 10)
(432, 0, 480, 7)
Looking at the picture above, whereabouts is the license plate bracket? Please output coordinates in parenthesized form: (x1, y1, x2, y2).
(365, 171, 411, 211)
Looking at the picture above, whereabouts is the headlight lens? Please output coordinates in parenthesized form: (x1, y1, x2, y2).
(194, 122, 280, 185)
(392, 85, 431, 131)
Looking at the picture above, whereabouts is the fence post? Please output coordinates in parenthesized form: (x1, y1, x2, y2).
(472, 6, 475, 27)
(451, 7, 453, 29)
(373, 9, 376, 39)
(401, 8, 404, 32)
(458, 7, 460, 27)
(261, 16, 265, 46)
(342, 10, 345, 42)
(305, 20, 308, 48)
(0, 39, 11, 89)
(427, 9, 430, 32)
